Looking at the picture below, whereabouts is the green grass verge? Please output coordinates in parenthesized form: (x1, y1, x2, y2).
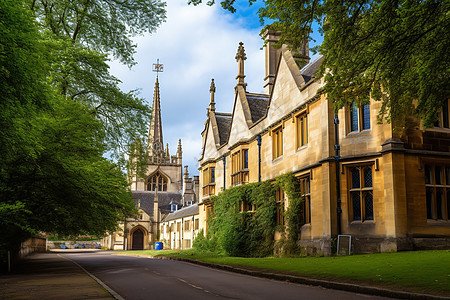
(116, 249, 450, 295)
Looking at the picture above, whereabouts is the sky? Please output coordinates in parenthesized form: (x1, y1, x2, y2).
(110, 0, 323, 176)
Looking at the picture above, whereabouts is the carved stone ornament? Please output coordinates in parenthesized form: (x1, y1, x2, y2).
(235, 42, 247, 61)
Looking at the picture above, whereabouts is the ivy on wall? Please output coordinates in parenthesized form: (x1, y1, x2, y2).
(194, 173, 304, 257)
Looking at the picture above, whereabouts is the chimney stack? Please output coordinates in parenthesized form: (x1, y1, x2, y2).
(262, 28, 281, 95)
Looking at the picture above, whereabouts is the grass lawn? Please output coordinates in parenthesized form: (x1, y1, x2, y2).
(116, 249, 450, 296)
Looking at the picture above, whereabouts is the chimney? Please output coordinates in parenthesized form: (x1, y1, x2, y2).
(262, 28, 281, 95)
(182, 166, 195, 206)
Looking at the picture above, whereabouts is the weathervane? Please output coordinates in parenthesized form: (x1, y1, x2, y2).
(152, 59, 164, 78)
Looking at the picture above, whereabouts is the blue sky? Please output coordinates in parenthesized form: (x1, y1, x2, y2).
(110, 0, 323, 176)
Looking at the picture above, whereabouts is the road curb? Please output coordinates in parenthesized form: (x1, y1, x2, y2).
(122, 254, 449, 300)
(59, 254, 125, 300)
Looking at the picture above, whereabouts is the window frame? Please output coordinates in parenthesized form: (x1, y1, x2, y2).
(295, 112, 309, 149)
(348, 164, 374, 222)
(276, 188, 285, 226)
(347, 102, 371, 134)
(433, 99, 450, 129)
(231, 148, 249, 186)
(299, 175, 311, 224)
(202, 164, 216, 196)
(425, 164, 450, 221)
(146, 172, 168, 192)
(272, 126, 283, 160)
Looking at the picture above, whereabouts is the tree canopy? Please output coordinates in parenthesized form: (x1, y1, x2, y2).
(191, 0, 450, 127)
(1, 0, 165, 268)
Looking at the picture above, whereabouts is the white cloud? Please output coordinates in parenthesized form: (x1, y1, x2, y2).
(110, 0, 266, 175)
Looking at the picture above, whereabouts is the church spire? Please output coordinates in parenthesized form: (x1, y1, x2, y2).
(148, 76, 164, 153)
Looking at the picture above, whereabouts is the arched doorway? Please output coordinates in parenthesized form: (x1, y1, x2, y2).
(132, 228, 144, 250)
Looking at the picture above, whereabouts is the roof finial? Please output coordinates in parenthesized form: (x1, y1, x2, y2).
(209, 78, 216, 112)
(235, 42, 247, 90)
(152, 58, 164, 78)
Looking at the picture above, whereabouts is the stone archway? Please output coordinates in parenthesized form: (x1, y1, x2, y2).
(131, 228, 144, 250)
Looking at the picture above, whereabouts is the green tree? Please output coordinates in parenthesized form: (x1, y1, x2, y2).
(29, 0, 166, 156)
(191, 0, 450, 127)
(0, 0, 161, 269)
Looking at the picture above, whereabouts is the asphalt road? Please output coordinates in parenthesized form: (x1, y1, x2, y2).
(62, 251, 393, 300)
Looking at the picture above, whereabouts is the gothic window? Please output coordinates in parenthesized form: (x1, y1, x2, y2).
(349, 165, 374, 222)
(300, 176, 311, 224)
(348, 102, 370, 133)
(425, 164, 450, 221)
(146, 172, 168, 191)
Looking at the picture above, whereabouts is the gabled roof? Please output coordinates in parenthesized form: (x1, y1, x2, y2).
(246, 93, 270, 123)
(301, 56, 324, 84)
(132, 191, 182, 216)
(162, 203, 199, 222)
(215, 113, 232, 146)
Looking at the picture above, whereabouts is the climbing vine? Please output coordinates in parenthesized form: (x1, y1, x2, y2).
(193, 173, 304, 257)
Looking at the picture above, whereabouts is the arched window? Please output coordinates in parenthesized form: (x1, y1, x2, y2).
(146, 172, 168, 191)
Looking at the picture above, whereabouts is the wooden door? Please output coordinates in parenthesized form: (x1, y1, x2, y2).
(132, 229, 144, 250)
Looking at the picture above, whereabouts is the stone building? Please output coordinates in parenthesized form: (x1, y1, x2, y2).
(102, 77, 199, 250)
(198, 29, 450, 255)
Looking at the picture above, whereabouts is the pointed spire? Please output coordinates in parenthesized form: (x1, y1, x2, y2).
(235, 42, 247, 90)
(148, 77, 164, 153)
(177, 139, 182, 156)
(165, 143, 169, 157)
(209, 78, 216, 112)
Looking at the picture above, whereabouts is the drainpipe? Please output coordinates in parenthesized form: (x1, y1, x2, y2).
(334, 114, 342, 235)
(256, 135, 262, 182)
(223, 156, 226, 190)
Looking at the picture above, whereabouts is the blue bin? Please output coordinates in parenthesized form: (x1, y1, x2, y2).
(155, 242, 163, 250)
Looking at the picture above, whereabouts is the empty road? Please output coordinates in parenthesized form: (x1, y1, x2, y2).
(62, 251, 393, 300)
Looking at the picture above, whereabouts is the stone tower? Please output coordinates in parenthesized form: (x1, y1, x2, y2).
(129, 76, 183, 192)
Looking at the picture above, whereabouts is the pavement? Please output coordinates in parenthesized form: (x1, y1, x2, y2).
(0, 250, 113, 300)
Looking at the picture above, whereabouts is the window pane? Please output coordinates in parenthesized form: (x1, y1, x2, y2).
(426, 188, 434, 219)
(351, 103, 358, 132)
(364, 167, 372, 187)
(364, 191, 374, 220)
(244, 150, 248, 169)
(211, 167, 215, 183)
(425, 165, 432, 184)
(305, 116, 308, 144)
(352, 168, 360, 188)
(362, 104, 370, 130)
(435, 166, 442, 185)
(301, 117, 304, 146)
(436, 189, 443, 219)
(352, 192, 361, 221)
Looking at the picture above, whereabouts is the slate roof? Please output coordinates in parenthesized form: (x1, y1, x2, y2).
(215, 114, 232, 146)
(301, 55, 324, 84)
(246, 93, 270, 123)
(132, 191, 182, 216)
(162, 203, 199, 222)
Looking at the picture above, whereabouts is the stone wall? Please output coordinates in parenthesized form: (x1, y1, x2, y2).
(46, 240, 101, 249)
(19, 237, 46, 258)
